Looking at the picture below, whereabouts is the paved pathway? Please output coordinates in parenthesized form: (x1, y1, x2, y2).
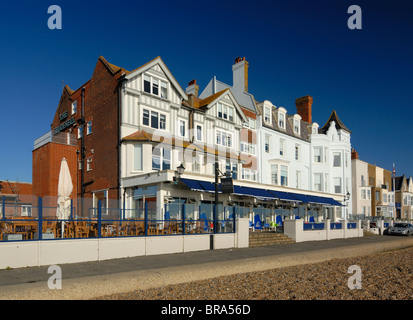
(1, 235, 412, 299)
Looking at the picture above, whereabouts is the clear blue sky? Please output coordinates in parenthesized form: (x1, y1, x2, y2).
(0, 0, 412, 183)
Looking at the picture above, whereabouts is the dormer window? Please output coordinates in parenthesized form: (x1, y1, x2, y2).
(278, 113, 285, 129)
(294, 119, 300, 134)
(264, 106, 271, 124)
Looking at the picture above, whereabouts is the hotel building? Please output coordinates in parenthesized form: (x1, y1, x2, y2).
(33, 56, 350, 223)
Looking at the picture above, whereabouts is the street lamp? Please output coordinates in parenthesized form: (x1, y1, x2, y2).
(344, 191, 350, 220)
(173, 163, 186, 184)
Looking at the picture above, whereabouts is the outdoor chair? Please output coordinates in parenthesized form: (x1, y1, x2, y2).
(74, 221, 89, 238)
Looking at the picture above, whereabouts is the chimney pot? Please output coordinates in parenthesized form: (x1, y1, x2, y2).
(186, 79, 199, 97)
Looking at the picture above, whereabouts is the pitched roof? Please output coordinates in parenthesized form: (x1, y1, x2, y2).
(319, 110, 351, 134)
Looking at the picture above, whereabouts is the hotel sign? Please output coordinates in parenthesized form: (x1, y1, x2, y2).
(53, 117, 75, 135)
(221, 177, 234, 194)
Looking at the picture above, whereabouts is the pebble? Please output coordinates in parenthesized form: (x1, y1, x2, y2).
(95, 247, 413, 300)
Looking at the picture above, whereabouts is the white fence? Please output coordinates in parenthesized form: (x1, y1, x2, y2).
(0, 219, 250, 269)
(283, 219, 364, 243)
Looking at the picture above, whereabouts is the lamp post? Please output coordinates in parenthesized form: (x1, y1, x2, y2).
(173, 163, 186, 184)
(344, 191, 350, 220)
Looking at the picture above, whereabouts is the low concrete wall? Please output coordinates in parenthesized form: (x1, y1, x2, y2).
(284, 219, 363, 243)
(0, 219, 250, 269)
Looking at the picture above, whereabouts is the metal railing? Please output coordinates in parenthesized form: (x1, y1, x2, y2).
(0, 197, 239, 242)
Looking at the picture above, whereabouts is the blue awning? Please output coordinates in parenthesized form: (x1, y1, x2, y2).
(267, 190, 302, 202)
(232, 185, 277, 200)
(198, 180, 219, 193)
(180, 178, 342, 206)
(180, 178, 205, 192)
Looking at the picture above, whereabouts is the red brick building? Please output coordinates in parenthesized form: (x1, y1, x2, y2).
(33, 56, 127, 214)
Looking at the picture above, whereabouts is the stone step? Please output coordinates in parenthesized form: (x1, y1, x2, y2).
(248, 231, 294, 247)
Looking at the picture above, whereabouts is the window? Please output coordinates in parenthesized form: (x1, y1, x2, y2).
(152, 78, 159, 96)
(244, 118, 256, 129)
(361, 189, 366, 200)
(314, 147, 322, 163)
(216, 130, 232, 147)
(367, 190, 371, 199)
(265, 136, 270, 153)
(271, 164, 278, 185)
(86, 121, 92, 135)
(196, 125, 202, 141)
(143, 109, 150, 126)
(87, 157, 92, 171)
(217, 103, 234, 122)
(152, 147, 171, 170)
(333, 153, 341, 167)
(144, 75, 151, 93)
(77, 126, 83, 139)
(294, 119, 300, 134)
(160, 114, 166, 130)
(142, 108, 166, 130)
(226, 160, 238, 180)
(361, 175, 365, 186)
(179, 120, 186, 137)
(376, 191, 381, 202)
(296, 171, 301, 189)
(71, 101, 77, 115)
(278, 113, 285, 129)
(143, 74, 168, 99)
(383, 194, 388, 203)
(151, 111, 159, 129)
(314, 173, 322, 191)
(264, 107, 271, 123)
(241, 141, 255, 155)
(134, 144, 143, 171)
(161, 81, 168, 99)
(280, 139, 285, 156)
(295, 144, 300, 160)
(334, 178, 342, 194)
(280, 165, 288, 186)
(242, 168, 257, 182)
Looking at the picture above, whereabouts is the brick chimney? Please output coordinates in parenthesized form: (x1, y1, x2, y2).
(186, 79, 199, 97)
(351, 148, 359, 160)
(295, 95, 313, 124)
(232, 57, 249, 92)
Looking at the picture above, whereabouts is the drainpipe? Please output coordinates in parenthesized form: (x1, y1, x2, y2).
(80, 87, 85, 216)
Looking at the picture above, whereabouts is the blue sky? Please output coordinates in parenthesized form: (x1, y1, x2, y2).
(0, 0, 412, 183)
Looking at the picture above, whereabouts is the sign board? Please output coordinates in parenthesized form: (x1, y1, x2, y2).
(53, 117, 75, 135)
(221, 177, 234, 194)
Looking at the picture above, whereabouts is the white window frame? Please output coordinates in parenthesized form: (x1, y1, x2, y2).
(280, 139, 285, 157)
(314, 147, 322, 163)
(77, 126, 83, 139)
(178, 119, 187, 138)
(195, 124, 203, 142)
(216, 129, 233, 148)
(314, 173, 322, 191)
(264, 106, 271, 124)
(217, 103, 234, 122)
(143, 73, 168, 99)
(86, 121, 92, 135)
(240, 141, 256, 155)
(294, 119, 300, 135)
(142, 108, 167, 130)
(71, 101, 77, 115)
(278, 112, 285, 129)
(133, 144, 143, 171)
(86, 157, 92, 171)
